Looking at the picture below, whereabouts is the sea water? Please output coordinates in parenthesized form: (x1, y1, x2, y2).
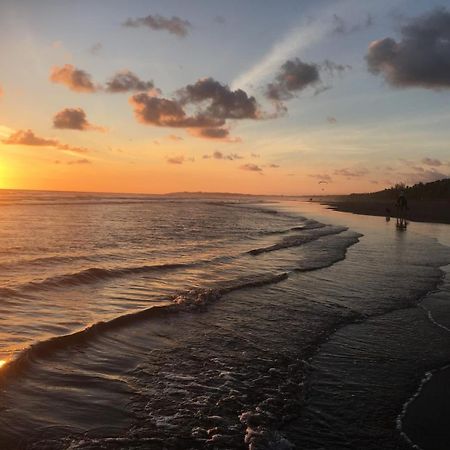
(0, 191, 448, 449)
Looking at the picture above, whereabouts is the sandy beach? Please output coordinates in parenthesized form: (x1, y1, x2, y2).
(322, 198, 450, 225)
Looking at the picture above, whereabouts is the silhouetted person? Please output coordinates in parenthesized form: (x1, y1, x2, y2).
(385, 207, 391, 222)
(396, 191, 408, 228)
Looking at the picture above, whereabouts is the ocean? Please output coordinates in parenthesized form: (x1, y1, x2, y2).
(0, 190, 449, 449)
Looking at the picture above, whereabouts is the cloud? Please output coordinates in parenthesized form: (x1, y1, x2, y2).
(89, 42, 102, 55)
(265, 58, 349, 110)
(203, 151, 243, 160)
(251, 153, 260, 158)
(266, 58, 320, 102)
(422, 157, 442, 167)
(334, 167, 369, 177)
(179, 77, 259, 119)
(123, 14, 192, 37)
(332, 13, 373, 35)
(50, 64, 97, 92)
(105, 70, 157, 93)
(50, 65, 157, 94)
(309, 173, 332, 182)
(327, 116, 337, 124)
(167, 134, 183, 141)
(53, 108, 105, 132)
(3, 129, 58, 146)
(268, 163, 280, 168)
(188, 127, 230, 139)
(130, 78, 259, 140)
(167, 155, 185, 164)
(67, 158, 91, 165)
(320, 59, 351, 76)
(240, 163, 263, 172)
(366, 8, 450, 88)
(231, 13, 332, 92)
(2, 129, 89, 154)
(129, 93, 224, 128)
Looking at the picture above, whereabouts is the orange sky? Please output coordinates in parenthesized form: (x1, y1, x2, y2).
(0, 1, 449, 195)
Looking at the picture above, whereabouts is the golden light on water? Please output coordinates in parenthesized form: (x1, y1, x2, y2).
(0, 359, 7, 368)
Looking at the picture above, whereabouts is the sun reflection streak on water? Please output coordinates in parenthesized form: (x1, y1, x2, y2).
(0, 360, 7, 368)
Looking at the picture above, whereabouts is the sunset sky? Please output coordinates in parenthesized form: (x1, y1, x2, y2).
(0, 0, 449, 195)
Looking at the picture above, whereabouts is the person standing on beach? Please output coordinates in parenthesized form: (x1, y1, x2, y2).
(396, 191, 408, 228)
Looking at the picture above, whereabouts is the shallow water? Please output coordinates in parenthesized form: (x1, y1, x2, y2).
(0, 192, 449, 449)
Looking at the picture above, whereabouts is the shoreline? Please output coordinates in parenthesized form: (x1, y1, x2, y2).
(320, 199, 450, 225)
(399, 264, 450, 450)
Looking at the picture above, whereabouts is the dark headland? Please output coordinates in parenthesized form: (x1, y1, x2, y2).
(322, 178, 450, 225)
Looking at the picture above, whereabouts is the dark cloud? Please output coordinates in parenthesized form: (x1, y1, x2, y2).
(366, 8, 450, 88)
(265, 58, 349, 109)
(50, 64, 97, 92)
(105, 70, 157, 93)
(266, 58, 320, 102)
(123, 14, 192, 37)
(2, 129, 89, 153)
(422, 157, 442, 166)
(240, 163, 262, 172)
(268, 163, 280, 168)
(327, 116, 337, 124)
(334, 167, 369, 177)
(214, 16, 226, 24)
(130, 78, 259, 140)
(203, 151, 243, 160)
(179, 78, 259, 119)
(129, 93, 224, 128)
(53, 108, 104, 131)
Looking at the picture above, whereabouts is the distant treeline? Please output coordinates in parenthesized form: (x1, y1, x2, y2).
(349, 178, 450, 201)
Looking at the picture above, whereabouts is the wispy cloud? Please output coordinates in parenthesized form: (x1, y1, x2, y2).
(231, 1, 383, 92)
(231, 17, 330, 92)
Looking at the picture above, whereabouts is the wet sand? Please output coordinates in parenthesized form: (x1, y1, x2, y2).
(321, 199, 450, 225)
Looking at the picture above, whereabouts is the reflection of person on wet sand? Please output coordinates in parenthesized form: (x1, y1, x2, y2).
(396, 191, 408, 228)
(385, 207, 391, 222)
